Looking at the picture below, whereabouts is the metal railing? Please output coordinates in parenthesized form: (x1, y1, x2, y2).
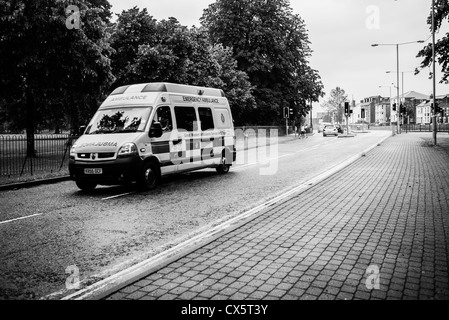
(0, 134, 78, 177)
(402, 123, 449, 132)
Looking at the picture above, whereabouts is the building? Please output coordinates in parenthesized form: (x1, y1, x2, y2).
(374, 97, 391, 125)
(356, 96, 386, 124)
(436, 94, 449, 123)
(350, 101, 362, 124)
(416, 100, 432, 124)
(392, 91, 429, 124)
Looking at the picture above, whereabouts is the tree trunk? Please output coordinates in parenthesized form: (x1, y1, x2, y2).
(26, 88, 36, 157)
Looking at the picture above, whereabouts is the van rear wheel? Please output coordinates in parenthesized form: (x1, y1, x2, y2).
(138, 162, 160, 190)
(76, 181, 97, 191)
(216, 155, 230, 174)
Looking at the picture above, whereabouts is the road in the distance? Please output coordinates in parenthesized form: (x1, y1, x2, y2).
(0, 130, 390, 299)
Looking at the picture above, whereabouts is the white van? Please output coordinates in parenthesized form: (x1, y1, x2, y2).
(69, 82, 236, 191)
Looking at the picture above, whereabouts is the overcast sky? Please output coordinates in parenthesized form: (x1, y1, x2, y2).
(108, 0, 449, 112)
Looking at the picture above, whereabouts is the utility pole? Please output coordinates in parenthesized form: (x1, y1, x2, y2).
(396, 44, 401, 134)
(432, 0, 437, 145)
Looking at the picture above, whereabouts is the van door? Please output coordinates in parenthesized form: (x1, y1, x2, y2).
(174, 106, 203, 172)
(198, 106, 220, 166)
(150, 105, 177, 175)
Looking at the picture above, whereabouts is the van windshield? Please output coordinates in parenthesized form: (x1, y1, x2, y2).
(85, 107, 152, 134)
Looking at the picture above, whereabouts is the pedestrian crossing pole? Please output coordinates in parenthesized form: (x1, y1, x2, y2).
(283, 107, 289, 136)
(344, 102, 350, 135)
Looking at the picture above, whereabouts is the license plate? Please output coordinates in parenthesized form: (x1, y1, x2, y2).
(84, 168, 102, 175)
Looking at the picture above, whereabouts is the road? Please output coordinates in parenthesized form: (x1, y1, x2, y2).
(0, 130, 390, 299)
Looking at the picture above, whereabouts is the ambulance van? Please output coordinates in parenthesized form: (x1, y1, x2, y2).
(69, 82, 236, 191)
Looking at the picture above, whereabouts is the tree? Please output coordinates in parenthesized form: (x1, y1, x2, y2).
(109, 6, 158, 88)
(0, 0, 114, 155)
(416, 0, 449, 84)
(322, 87, 348, 123)
(201, 0, 323, 125)
(110, 9, 255, 124)
(206, 43, 256, 125)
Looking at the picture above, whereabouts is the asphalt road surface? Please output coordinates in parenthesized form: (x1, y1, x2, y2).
(0, 131, 391, 299)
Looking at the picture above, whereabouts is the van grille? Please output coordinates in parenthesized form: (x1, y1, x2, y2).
(77, 153, 115, 159)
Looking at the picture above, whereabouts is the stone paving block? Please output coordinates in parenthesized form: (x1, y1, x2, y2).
(178, 291, 198, 299)
(120, 285, 140, 294)
(158, 293, 178, 300)
(336, 291, 353, 300)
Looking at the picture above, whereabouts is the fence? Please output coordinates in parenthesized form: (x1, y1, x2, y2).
(402, 123, 449, 132)
(0, 134, 77, 177)
(0, 126, 285, 177)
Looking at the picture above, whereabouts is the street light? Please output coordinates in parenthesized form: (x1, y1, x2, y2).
(386, 70, 415, 127)
(431, 0, 437, 145)
(379, 85, 394, 135)
(371, 40, 425, 134)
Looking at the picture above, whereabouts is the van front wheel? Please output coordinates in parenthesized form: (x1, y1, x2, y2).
(139, 162, 160, 190)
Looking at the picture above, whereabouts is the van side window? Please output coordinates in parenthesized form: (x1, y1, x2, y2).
(153, 106, 173, 132)
(175, 107, 198, 132)
(199, 107, 214, 131)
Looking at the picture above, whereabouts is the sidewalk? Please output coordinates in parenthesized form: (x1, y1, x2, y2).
(84, 133, 449, 300)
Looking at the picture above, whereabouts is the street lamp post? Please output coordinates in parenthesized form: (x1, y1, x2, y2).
(379, 85, 394, 136)
(432, 0, 437, 145)
(386, 70, 414, 128)
(371, 40, 424, 135)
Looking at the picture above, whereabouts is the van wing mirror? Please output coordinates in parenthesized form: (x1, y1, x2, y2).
(149, 122, 163, 138)
(78, 125, 86, 135)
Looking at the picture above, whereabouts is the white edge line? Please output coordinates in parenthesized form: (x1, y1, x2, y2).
(102, 192, 136, 201)
(0, 213, 44, 225)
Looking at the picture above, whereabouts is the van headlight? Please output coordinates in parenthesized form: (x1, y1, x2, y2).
(118, 143, 138, 158)
(70, 145, 77, 159)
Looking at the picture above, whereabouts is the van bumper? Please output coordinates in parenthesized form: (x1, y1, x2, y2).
(69, 156, 143, 185)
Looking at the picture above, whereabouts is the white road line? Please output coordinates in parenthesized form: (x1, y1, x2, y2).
(0, 192, 136, 225)
(102, 192, 136, 201)
(0, 213, 44, 225)
(233, 140, 345, 170)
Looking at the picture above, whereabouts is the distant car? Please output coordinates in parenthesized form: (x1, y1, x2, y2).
(318, 122, 332, 133)
(334, 124, 344, 134)
(323, 125, 338, 137)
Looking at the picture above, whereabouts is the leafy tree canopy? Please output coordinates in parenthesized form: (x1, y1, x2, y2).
(416, 0, 449, 84)
(110, 8, 255, 125)
(321, 87, 348, 123)
(201, 0, 323, 124)
(0, 0, 115, 134)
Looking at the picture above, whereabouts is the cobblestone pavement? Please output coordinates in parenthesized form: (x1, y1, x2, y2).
(104, 133, 449, 300)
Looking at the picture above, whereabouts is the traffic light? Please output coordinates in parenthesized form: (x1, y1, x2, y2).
(344, 102, 350, 115)
(289, 108, 293, 117)
(283, 107, 289, 119)
(400, 104, 406, 114)
(392, 103, 397, 111)
(432, 102, 441, 114)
